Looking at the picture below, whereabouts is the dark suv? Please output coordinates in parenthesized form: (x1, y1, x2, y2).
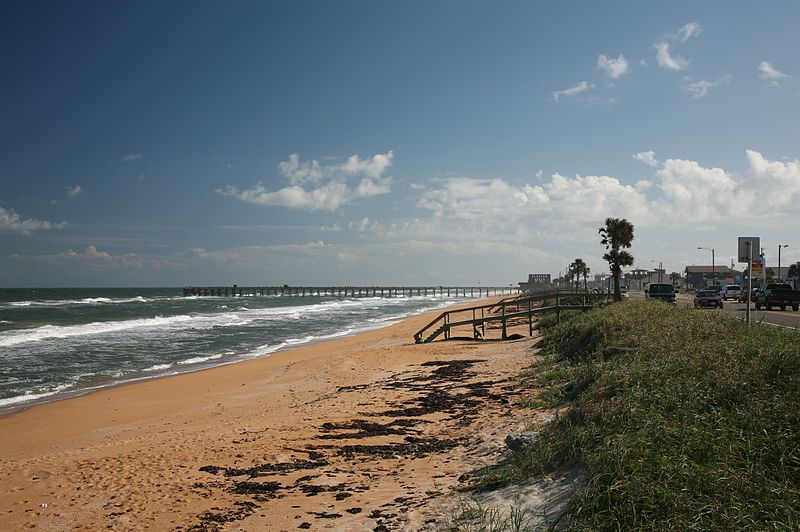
(645, 282, 676, 303)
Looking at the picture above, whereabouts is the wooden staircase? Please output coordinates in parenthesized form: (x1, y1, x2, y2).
(414, 289, 608, 343)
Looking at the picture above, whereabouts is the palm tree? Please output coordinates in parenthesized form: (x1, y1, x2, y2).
(669, 271, 681, 286)
(788, 261, 800, 279)
(599, 218, 635, 302)
(569, 258, 587, 290)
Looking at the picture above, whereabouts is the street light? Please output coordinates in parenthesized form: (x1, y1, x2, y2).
(778, 244, 788, 281)
(650, 260, 664, 282)
(698, 246, 715, 287)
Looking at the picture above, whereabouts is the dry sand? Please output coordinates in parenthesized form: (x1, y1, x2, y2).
(0, 298, 571, 531)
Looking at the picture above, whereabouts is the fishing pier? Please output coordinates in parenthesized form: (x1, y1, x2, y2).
(182, 285, 520, 298)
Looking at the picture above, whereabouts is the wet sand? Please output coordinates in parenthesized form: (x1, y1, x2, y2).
(0, 297, 542, 530)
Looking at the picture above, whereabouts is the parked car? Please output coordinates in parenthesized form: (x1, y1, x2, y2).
(644, 282, 676, 303)
(694, 289, 723, 309)
(719, 284, 742, 301)
(738, 288, 759, 303)
(620, 285, 629, 299)
(754, 283, 800, 311)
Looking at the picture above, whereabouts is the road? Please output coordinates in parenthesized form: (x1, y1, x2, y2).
(630, 290, 800, 330)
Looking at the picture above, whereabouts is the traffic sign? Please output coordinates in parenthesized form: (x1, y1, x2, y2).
(751, 260, 763, 274)
(738, 237, 760, 263)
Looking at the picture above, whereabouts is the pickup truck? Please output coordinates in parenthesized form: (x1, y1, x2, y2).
(754, 283, 800, 311)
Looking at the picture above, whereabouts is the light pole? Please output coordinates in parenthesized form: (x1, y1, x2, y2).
(778, 244, 788, 281)
(698, 246, 715, 287)
(650, 260, 664, 282)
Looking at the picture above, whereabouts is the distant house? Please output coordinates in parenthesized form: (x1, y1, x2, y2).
(684, 265, 739, 289)
(519, 273, 552, 292)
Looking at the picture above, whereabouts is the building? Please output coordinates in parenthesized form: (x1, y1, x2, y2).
(518, 273, 552, 292)
(684, 265, 739, 289)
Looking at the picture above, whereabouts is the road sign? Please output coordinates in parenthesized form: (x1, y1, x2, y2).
(751, 260, 763, 274)
(738, 237, 760, 263)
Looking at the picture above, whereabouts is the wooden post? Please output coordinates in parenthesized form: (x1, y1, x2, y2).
(501, 302, 507, 340)
(556, 293, 561, 324)
(528, 299, 533, 336)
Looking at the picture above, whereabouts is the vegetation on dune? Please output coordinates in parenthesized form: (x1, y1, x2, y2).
(475, 300, 800, 530)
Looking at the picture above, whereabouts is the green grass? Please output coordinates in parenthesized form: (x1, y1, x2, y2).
(444, 499, 540, 532)
(473, 300, 800, 530)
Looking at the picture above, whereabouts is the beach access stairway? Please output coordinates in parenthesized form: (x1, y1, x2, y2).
(183, 285, 519, 298)
(414, 289, 609, 343)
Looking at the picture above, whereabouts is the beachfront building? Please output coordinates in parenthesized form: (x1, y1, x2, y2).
(684, 265, 740, 289)
(518, 273, 552, 293)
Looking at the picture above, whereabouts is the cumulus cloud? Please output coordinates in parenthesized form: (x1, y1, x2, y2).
(745, 149, 800, 210)
(552, 81, 593, 102)
(410, 150, 800, 233)
(684, 74, 731, 98)
(416, 173, 651, 226)
(0, 206, 66, 235)
(597, 54, 629, 79)
(655, 41, 689, 71)
(67, 185, 82, 198)
(121, 153, 142, 162)
(219, 151, 394, 211)
(633, 151, 659, 167)
(656, 150, 800, 222)
(758, 61, 790, 87)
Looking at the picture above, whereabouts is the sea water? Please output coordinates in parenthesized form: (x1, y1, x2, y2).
(0, 288, 465, 414)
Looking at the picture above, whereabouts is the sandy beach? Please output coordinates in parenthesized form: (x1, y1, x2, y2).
(0, 298, 551, 531)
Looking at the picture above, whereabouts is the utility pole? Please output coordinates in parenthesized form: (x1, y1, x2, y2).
(778, 244, 788, 282)
(698, 246, 715, 287)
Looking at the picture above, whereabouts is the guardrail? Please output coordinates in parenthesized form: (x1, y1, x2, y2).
(413, 289, 609, 343)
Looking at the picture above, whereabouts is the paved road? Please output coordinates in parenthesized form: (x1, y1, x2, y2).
(718, 300, 800, 330)
(631, 290, 800, 330)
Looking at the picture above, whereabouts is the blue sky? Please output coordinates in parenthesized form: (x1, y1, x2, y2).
(2, 1, 799, 287)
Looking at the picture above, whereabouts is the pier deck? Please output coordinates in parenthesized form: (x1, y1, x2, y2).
(182, 285, 519, 298)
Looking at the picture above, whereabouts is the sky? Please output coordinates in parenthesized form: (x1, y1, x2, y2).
(1, 0, 799, 287)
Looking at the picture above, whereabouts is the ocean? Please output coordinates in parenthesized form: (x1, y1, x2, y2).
(0, 287, 466, 415)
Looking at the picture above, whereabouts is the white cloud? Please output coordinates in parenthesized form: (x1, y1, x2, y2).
(597, 54, 629, 79)
(411, 150, 799, 234)
(552, 81, 593, 102)
(745, 149, 800, 210)
(416, 173, 651, 226)
(656, 150, 800, 222)
(674, 22, 702, 43)
(0, 206, 66, 235)
(655, 42, 689, 71)
(220, 151, 394, 211)
(121, 153, 142, 162)
(633, 151, 659, 167)
(655, 22, 701, 72)
(684, 74, 731, 98)
(67, 185, 82, 198)
(758, 61, 790, 87)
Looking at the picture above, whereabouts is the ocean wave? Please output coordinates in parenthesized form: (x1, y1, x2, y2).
(0, 383, 74, 408)
(142, 363, 174, 372)
(5, 296, 149, 308)
(178, 353, 224, 365)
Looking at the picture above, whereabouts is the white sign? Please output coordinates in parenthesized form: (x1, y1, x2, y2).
(738, 237, 760, 263)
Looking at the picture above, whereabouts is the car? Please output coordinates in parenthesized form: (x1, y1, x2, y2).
(738, 288, 758, 303)
(620, 285, 629, 299)
(719, 284, 742, 301)
(644, 282, 676, 303)
(694, 289, 723, 309)
(754, 283, 800, 311)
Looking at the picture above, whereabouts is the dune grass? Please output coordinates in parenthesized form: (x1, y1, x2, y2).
(476, 300, 800, 530)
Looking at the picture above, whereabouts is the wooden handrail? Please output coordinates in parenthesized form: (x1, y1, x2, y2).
(414, 289, 609, 343)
